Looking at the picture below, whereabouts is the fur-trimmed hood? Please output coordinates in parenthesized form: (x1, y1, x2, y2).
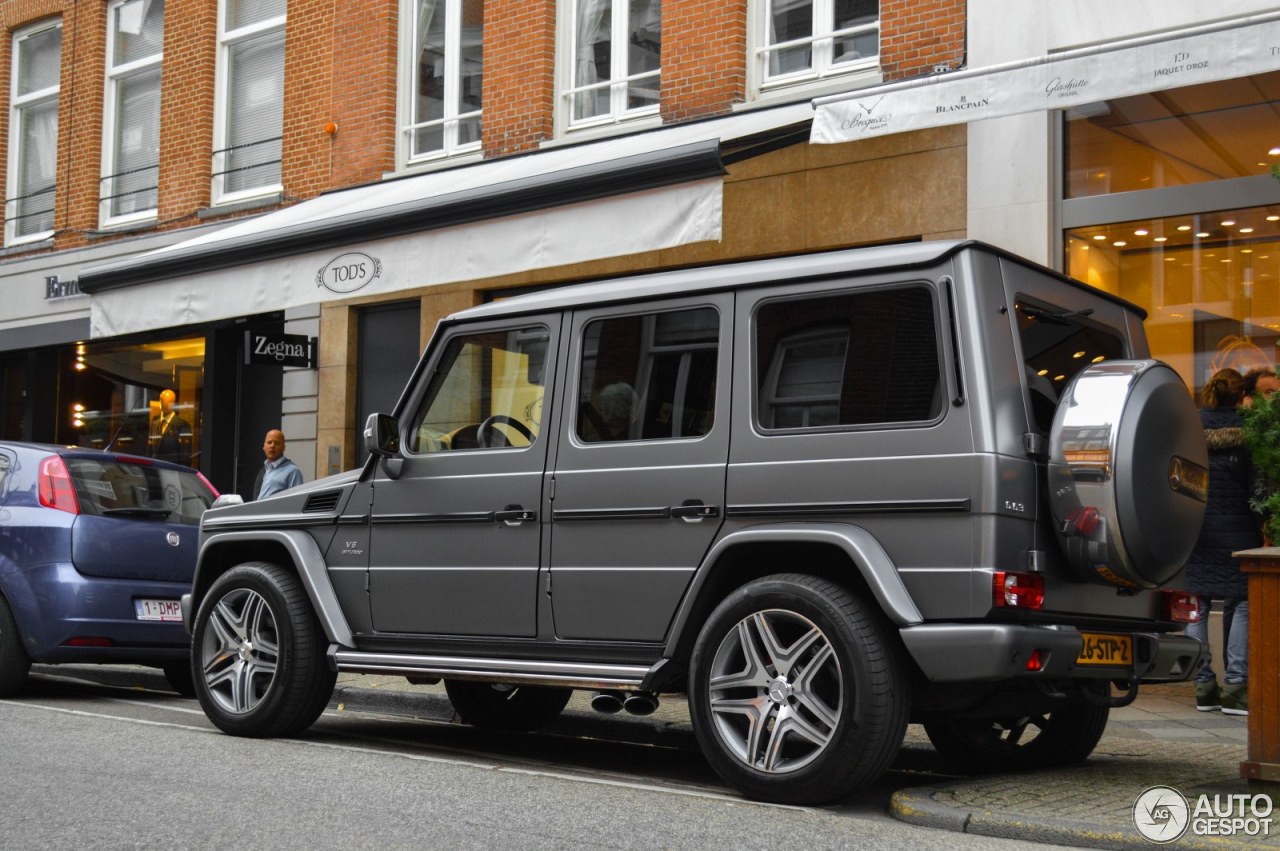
(1201, 407, 1248, 451)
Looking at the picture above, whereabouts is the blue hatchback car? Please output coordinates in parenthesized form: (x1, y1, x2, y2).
(0, 442, 219, 696)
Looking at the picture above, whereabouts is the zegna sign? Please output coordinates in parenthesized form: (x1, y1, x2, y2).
(812, 14, 1280, 144)
(244, 330, 315, 369)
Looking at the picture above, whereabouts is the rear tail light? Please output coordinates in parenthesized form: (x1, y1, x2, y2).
(1163, 590, 1200, 623)
(1067, 506, 1101, 537)
(993, 571, 1045, 610)
(38, 456, 81, 515)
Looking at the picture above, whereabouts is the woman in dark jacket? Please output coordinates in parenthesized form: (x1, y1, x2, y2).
(1184, 368, 1258, 715)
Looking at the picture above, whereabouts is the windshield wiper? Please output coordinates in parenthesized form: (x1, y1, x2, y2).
(1018, 303, 1095, 325)
(101, 507, 172, 518)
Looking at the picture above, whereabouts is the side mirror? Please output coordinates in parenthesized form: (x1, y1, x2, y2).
(364, 412, 404, 479)
(364, 412, 400, 457)
(212, 494, 244, 508)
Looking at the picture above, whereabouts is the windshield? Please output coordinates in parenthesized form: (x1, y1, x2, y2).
(64, 456, 217, 525)
(1016, 299, 1126, 434)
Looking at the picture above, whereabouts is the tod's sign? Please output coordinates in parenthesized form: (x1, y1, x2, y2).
(244, 331, 315, 368)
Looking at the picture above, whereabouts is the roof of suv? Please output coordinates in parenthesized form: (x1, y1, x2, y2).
(448, 240, 1146, 324)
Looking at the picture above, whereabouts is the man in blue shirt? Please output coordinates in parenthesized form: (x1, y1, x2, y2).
(253, 428, 304, 499)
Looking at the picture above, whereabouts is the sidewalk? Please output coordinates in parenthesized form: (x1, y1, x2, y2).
(333, 675, 1274, 850)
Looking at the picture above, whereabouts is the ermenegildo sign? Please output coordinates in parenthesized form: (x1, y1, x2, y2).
(812, 15, 1280, 143)
(244, 331, 315, 368)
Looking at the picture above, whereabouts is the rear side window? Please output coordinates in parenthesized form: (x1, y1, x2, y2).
(64, 457, 217, 525)
(756, 285, 942, 430)
(576, 307, 719, 443)
(1016, 298, 1126, 433)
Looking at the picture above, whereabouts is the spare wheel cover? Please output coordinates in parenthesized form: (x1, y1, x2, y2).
(1048, 360, 1208, 588)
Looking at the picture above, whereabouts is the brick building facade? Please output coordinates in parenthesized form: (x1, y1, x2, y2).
(0, 0, 968, 490)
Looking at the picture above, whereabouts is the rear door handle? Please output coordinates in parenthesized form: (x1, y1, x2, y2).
(495, 505, 537, 525)
(669, 501, 720, 521)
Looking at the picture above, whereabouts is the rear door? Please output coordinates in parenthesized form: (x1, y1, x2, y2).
(65, 454, 216, 582)
(548, 295, 732, 642)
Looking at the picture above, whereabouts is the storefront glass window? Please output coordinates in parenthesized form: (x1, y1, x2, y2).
(1064, 71, 1280, 198)
(1063, 73, 1280, 396)
(67, 336, 205, 468)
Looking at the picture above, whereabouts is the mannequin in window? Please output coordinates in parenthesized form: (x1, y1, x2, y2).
(149, 388, 192, 465)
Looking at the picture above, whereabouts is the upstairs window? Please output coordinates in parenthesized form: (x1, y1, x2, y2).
(6, 21, 62, 245)
(756, 0, 878, 91)
(213, 0, 285, 203)
(401, 0, 484, 165)
(102, 0, 164, 225)
(564, 0, 661, 129)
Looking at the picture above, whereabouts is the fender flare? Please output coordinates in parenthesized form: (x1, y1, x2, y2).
(195, 530, 355, 648)
(663, 522, 924, 658)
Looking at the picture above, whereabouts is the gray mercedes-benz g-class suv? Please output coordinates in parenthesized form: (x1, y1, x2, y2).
(183, 240, 1208, 805)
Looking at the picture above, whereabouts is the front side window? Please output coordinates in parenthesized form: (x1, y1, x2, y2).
(102, 0, 164, 225)
(576, 307, 718, 443)
(756, 0, 877, 90)
(756, 286, 941, 430)
(401, 0, 483, 165)
(409, 326, 549, 452)
(565, 0, 661, 128)
(6, 21, 62, 245)
(213, 0, 285, 202)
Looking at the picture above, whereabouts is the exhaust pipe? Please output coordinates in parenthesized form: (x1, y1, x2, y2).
(623, 691, 659, 716)
(590, 690, 624, 714)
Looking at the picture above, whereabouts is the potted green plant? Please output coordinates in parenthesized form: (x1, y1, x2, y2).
(1240, 388, 1280, 543)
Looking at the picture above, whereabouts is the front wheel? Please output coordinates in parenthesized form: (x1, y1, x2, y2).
(191, 562, 336, 737)
(923, 697, 1110, 774)
(444, 680, 572, 732)
(688, 574, 908, 805)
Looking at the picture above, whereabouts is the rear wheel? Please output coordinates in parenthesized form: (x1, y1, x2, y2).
(688, 574, 908, 805)
(923, 697, 1110, 774)
(443, 680, 572, 732)
(161, 661, 196, 697)
(0, 595, 31, 698)
(191, 562, 335, 737)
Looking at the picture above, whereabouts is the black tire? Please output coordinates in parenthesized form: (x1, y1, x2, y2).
(444, 680, 573, 732)
(161, 661, 196, 697)
(687, 574, 909, 805)
(923, 697, 1110, 774)
(0, 594, 32, 698)
(191, 562, 336, 737)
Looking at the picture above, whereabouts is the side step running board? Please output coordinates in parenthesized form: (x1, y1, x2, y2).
(331, 649, 653, 691)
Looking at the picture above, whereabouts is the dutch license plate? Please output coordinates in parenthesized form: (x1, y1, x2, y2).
(1076, 632, 1133, 666)
(135, 599, 182, 622)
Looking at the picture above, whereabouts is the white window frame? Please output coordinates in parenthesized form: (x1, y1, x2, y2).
(396, 0, 484, 169)
(5, 20, 62, 246)
(557, 0, 661, 136)
(748, 0, 880, 99)
(100, 0, 164, 228)
(211, 0, 286, 205)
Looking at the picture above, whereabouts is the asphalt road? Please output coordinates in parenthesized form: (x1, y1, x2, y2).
(0, 665, 1066, 849)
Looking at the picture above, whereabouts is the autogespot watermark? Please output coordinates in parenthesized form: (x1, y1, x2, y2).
(1133, 785, 1274, 843)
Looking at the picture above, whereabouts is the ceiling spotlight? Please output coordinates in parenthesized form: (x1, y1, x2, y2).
(1113, 240, 1127, 247)
(1154, 236, 1168, 243)
(1134, 228, 1149, 236)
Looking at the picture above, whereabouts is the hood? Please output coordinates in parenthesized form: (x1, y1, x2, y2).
(201, 467, 363, 528)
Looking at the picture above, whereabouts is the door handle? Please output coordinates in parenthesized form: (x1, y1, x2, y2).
(495, 505, 537, 525)
(669, 501, 720, 521)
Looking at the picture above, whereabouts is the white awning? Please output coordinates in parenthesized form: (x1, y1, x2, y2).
(812, 12, 1280, 145)
(83, 102, 813, 338)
